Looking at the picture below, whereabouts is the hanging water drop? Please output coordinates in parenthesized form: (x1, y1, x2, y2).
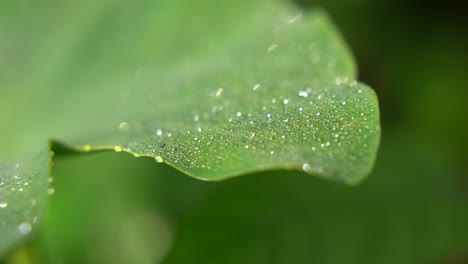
(18, 222, 32, 235)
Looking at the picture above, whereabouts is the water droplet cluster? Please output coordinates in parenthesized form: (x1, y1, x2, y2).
(101, 9, 380, 183)
(0, 153, 48, 252)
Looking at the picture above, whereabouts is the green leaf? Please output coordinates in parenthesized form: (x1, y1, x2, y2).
(0, 0, 380, 256)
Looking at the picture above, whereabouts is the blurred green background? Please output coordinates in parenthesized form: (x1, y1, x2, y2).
(3, 0, 468, 263)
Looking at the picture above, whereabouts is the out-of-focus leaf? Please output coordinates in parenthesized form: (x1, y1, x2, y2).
(0, 0, 379, 255)
(13, 132, 467, 264)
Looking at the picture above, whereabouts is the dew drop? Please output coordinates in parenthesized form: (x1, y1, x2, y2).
(193, 115, 199, 122)
(287, 12, 303, 24)
(156, 129, 163, 136)
(298, 90, 308, 97)
(317, 94, 324, 100)
(236, 112, 242, 117)
(266, 113, 271, 119)
(267, 44, 279, 53)
(253, 83, 261, 91)
(316, 112, 321, 116)
(283, 99, 289, 105)
(47, 188, 55, 195)
(118, 122, 128, 130)
(342, 101, 347, 105)
(302, 163, 311, 171)
(18, 222, 32, 235)
(155, 156, 164, 163)
(215, 88, 224, 97)
(114, 146, 123, 152)
(0, 202, 7, 208)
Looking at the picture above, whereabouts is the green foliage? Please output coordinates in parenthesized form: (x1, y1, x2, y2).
(0, 0, 380, 257)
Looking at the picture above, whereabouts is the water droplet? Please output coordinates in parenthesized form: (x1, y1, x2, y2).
(299, 107, 303, 112)
(236, 112, 242, 117)
(267, 44, 279, 53)
(0, 202, 7, 208)
(193, 115, 199, 122)
(302, 163, 311, 171)
(271, 98, 277, 104)
(317, 94, 324, 100)
(156, 129, 163, 136)
(215, 88, 224, 97)
(270, 151, 275, 155)
(114, 146, 123, 152)
(311, 147, 317, 151)
(342, 101, 347, 105)
(47, 188, 55, 195)
(18, 222, 32, 235)
(250, 133, 256, 139)
(266, 113, 271, 118)
(83, 144, 92, 151)
(283, 99, 289, 105)
(118, 122, 128, 130)
(316, 112, 321, 116)
(155, 156, 164, 163)
(287, 12, 303, 24)
(253, 83, 261, 91)
(298, 90, 308, 97)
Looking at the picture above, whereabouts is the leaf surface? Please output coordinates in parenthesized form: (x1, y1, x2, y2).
(0, 0, 380, 255)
